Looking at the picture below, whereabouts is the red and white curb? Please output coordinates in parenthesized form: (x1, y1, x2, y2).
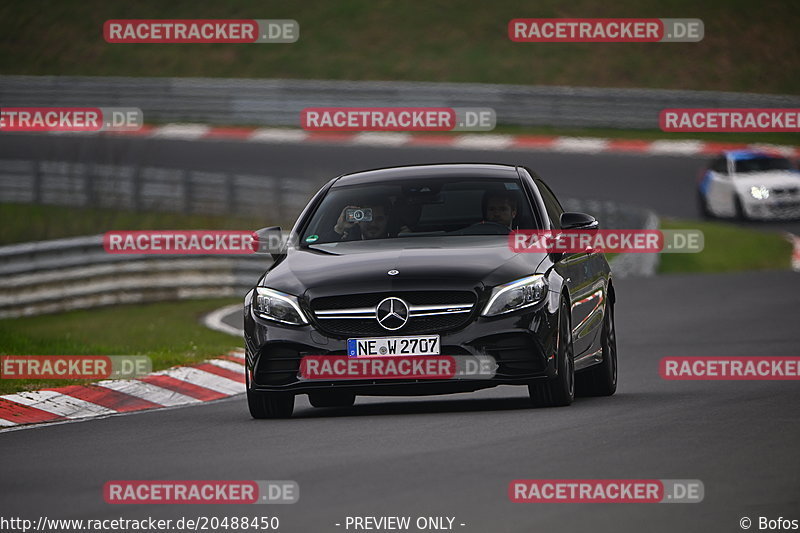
(788, 233, 800, 272)
(0, 349, 246, 430)
(78, 124, 800, 157)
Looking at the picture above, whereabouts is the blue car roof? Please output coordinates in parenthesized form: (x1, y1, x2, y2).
(724, 149, 779, 161)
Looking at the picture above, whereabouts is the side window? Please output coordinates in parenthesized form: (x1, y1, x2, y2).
(536, 179, 564, 229)
(711, 157, 728, 174)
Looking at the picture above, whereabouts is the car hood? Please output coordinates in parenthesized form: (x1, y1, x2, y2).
(733, 171, 800, 192)
(261, 236, 548, 298)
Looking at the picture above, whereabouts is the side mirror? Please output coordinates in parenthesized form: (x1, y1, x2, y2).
(254, 226, 284, 261)
(560, 212, 598, 230)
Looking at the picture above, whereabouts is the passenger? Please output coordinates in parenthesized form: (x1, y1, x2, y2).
(394, 200, 422, 234)
(333, 200, 391, 240)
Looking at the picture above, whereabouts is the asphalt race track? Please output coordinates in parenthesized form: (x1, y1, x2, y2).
(1, 134, 799, 531)
(2, 132, 800, 233)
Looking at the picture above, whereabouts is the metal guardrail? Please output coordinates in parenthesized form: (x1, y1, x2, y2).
(0, 159, 316, 219)
(2, 76, 799, 129)
(0, 199, 656, 319)
(0, 235, 271, 319)
(0, 159, 650, 225)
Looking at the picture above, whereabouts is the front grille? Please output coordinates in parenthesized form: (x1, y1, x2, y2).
(769, 203, 800, 215)
(310, 291, 477, 337)
(311, 291, 474, 310)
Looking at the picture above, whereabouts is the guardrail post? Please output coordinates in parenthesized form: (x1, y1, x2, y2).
(32, 160, 42, 204)
(132, 166, 142, 211)
(183, 169, 193, 214)
(226, 173, 236, 214)
(85, 164, 96, 207)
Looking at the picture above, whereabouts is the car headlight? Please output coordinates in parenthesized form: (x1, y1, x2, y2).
(750, 186, 770, 200)
(252, 287, 309, 325)
(481, 274, 549, 317)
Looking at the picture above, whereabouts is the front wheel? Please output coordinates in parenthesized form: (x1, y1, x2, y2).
(247, 390, 295, 419)
(576, 299, 617, 397)
(697, 191, 712, 219)
(734, 195, 749, 221)
(529, 297, 574, 407)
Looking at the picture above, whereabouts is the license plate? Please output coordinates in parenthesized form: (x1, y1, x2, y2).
(347, 335, 440, 357)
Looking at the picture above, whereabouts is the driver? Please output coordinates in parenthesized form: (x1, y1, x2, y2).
(333, 199, 391, 240)
(482, 191, 518, 229)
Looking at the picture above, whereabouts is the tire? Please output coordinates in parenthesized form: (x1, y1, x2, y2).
(576, 299, 618, 397)
(734, 195, 748, 221)
(308, 391, 356, 408)
(247, 390, 295, 419)
(697, 190, 712, 219)
(529, 297, 574, 407)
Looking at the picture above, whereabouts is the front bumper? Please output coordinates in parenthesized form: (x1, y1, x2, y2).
(244, 298, 559, 395)
(742, 198, 800, 220)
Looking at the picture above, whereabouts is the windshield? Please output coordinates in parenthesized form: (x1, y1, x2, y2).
(734, 156, 793, 174)
(301, 176, 539, 245)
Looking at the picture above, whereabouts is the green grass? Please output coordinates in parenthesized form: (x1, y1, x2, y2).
(0, 298, 241, 395)
(658, 218, 793, 273)
(0, 203, 281, 246)
(0, 0, 799, 94)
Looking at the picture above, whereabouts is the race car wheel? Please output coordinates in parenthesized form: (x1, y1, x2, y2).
(529, 297, 574, 407)
(248, 390, 295, 419)
(697, 191, 712, 219)
(734, 195, 749, 221)
(576, 299, 618, 397)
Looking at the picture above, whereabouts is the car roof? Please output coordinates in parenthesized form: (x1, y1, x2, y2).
(723, 149, 784, 161)
(331, 163, 521, 187)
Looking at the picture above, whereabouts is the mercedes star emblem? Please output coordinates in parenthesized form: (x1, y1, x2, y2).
(375, 297, 409, 331)
(388, 269, 399, 276)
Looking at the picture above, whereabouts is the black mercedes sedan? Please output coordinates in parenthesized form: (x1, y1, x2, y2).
(243, 163, 617, 418)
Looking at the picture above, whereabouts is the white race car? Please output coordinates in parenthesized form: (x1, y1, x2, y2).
(697, 150, 800, 220)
